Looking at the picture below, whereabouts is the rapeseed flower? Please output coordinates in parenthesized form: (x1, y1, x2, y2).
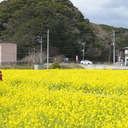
(0, 69, 128, 128)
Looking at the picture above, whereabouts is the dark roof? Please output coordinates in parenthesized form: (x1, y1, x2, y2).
(124, 47, 128, 49)
(0, 40, 16, 44)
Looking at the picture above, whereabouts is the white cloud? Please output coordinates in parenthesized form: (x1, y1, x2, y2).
(70, 0, 128, 28)
(71, 0, 110, 14)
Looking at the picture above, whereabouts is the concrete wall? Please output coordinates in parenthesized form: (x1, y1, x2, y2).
(0, 42, 17, 64)
(80, 64, 128, 69)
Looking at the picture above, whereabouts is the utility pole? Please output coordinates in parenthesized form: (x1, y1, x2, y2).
(108, 45, 111, 63)
(37, 36, 43, 65)
(33, 48, 36, 64)
(82, 42, 86, 60)
(47, 29, 49, 69)
(112, 30, 115, 64)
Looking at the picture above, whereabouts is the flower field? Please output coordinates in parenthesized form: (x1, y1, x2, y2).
(0, 69, 128, 128)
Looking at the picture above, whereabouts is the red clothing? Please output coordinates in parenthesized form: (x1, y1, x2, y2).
(0, 74, 2, 81)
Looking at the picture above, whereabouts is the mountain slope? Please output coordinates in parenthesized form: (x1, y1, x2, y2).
(0, 0, 94, 60)
(91, 23, 128, 62)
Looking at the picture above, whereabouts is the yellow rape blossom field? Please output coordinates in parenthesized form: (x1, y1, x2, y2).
(0, 69, 128, 128)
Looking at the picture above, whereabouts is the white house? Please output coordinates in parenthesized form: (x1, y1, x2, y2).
(124, 47, 128, 66)
(0, 40, 17, 66)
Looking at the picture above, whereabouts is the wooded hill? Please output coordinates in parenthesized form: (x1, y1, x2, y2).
(0, 0, 128, 62)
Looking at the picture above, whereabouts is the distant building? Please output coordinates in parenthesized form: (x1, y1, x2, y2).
(0, 40, 17, 66)
(124, 47, 128, 66)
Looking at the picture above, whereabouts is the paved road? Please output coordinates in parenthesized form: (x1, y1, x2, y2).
(80, 64, 128, 70)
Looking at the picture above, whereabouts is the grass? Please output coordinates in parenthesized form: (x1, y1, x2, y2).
(0, 63, 83, 69)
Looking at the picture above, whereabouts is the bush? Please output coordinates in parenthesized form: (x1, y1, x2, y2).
(52, 62, 61, 69)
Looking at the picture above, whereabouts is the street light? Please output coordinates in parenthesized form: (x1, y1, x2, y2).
(82, 42, 86, 60)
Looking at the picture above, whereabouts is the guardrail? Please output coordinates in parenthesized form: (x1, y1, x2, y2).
(80, 64, 128, 70)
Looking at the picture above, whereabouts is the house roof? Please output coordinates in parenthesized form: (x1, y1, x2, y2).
(124, 47, 128, 50)
(0, 40, 16, 44)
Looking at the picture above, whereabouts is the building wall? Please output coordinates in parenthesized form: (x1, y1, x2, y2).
(0, 42, 17, 64)
(0, 45, 1, 63)
(124, 48, 128, 66)
(125, 56, 128, 66)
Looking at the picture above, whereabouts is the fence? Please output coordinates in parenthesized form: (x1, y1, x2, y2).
(0, 61, 29, 66)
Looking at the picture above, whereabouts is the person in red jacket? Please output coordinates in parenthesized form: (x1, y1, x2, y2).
(0, 71, 2, 81)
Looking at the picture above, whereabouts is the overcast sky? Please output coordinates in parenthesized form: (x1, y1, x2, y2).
(70, 0, 128, 28)
(0, 0, 128, 28)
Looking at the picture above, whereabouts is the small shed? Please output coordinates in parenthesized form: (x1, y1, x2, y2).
(0, 40, 17, 66)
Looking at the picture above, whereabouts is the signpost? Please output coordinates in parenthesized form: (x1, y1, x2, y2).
(76, 55, 78, 62)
